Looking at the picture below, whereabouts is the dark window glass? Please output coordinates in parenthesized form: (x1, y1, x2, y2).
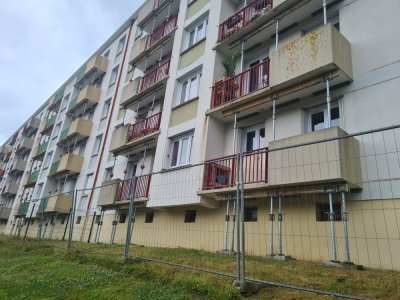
(244, 207, 258, 222)
(246, 131, 256, 151)
(145, 212, 154, 223)
(119, 214, 127, 224)
(311, 111, 324, 131)
(316, 203, 342, 222)
(76, 216, 82, 225)
(61, 217, 66, 225)
(184, 210, 196, 223)
(331, 106, 340, 121)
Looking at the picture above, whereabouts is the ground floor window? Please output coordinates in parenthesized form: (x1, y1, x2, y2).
(184, 210, 196, 223)
(316, 203, 342, 221)
(145, 212, 154, 223)
(119, 214, 126, 224)
(244, 207, 258, 222)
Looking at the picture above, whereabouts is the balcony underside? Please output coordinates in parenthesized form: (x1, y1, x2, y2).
(122, 85, 165, 110)
(125, 77, 168, 108)
(130, 34, 174, 67)
(100, 198, 149, 211)
(57, 132, 89, 147)
(207, 69, 350, 123)
(67, 99, 97, 115)
(111, 130, 160, 157)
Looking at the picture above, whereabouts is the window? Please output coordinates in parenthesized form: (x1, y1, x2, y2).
(145, 212, 154, 223)
(316, 203, 342, 222)
(184, 210, 196, 223)
(185, 18, 208, 50)
(76, 216, 82, 224)
(101, 99, 111, 119)
(241, 124, 266, 152)
(103, 50, 110, 58)
(93, 135, 103, 156)
(109, 66, 119, 86)
(170, 132, 194, 167)
(35, 183, 43, 199)
(244, 207, 258, 222)
(104, 167, 113, 182)
(82, 173, 93, 196)
(61, 217, 66, 225)
(119, 214, 127, 223)
(43, 152, 52, 169)
(307, 102, 340, 132)
(53, 123, 61, 139)
(117, 36, 126, 55)
(61, 94, 70, 111)
(178, 72, 202, 105)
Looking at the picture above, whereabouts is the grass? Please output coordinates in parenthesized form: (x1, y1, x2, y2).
(0, 235, 399, 299)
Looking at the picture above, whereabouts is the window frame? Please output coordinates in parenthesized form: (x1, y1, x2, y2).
(184, 210, 196, 223)
(177, 71, 202, 106)
(184, 17, 208, 50)
(306, 102, 340, 132)
(169, 132, 194, 168)
(109, 65, 119, 87)
(101, 99, 112, 119)
(316, 202, 342, 222)
(145, 212, 154, 223)
(116, 36, 126, 56)
(93, 135, 103, 156)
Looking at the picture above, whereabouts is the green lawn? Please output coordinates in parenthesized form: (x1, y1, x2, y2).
(0, 235, 399, 299)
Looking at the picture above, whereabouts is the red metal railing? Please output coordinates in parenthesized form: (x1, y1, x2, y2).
(128, 112, 162, 142)
(149, 14, 178, 48)
(0, 169, 5, 178)
(218, 0, 273, 42)
(211, 59, 270, 108)
(154, 0, 166, 9)
(203, 147, 268, 190)
(116, 175, 152, 201)
(139, 60, 170, 93)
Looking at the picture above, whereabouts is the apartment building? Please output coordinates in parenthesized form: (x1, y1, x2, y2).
(1, 0, 400, 270)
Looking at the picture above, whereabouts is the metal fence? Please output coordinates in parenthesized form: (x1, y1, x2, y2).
(7, 124, 400, 299)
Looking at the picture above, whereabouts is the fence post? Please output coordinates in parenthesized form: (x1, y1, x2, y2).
(239, 153, 246, 280)
(124, 176, 137, 262)
(341, 192, 351, 263)
(87, 211, 97, 243)
(235, 153, 241, 281)
(68, 189, 77, 250)
(328, 192, 338, 261)
(23, 203, 35, 240)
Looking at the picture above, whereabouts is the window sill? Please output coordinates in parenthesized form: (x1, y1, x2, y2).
(161, 164, 192, 173)
(172, 97, 199, 110)
(180, 37, 206, 56)
(187, 0, 197, 7)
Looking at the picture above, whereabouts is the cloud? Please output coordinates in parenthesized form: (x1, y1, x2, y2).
(0, 0, 144, 144)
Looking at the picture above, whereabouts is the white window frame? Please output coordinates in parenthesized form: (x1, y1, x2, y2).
(109, 66, 119, 86)
(61, 94, 70, 111)
(101, 99, 111, 119)
(43, 152, 53, 169)
(116, 36, 126, 55)
(169, 132, 194, 168)
(93, 135, 103, 156)
(306, 102, 340, 132)
(104, 167, 114, 182)
(177, 71, 202, 105)
(184, 17, 208, 50)
(53, 122, 62, 139)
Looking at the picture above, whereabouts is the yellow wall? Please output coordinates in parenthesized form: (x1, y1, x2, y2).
(169, 99, 199, 127)
(186, 0, 210, 20)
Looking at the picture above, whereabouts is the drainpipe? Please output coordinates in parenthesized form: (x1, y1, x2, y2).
(342, 191, 351, 263)
(329, 192, 338, 261)
(86, 18, 135, 211)
(240, 41, 245, 72)
(323, 0, 332, 127)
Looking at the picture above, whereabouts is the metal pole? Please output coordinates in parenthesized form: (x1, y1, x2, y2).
(62, 208, 71, 241)
(124, 177, 137, 262)
(275, 17, 279, 51)
(130, 207, 137, 242)
(329, 193, 338, 261)
(223, 200, 230, 251)
(240, 41, 245, 72)
(322, 0, 332, 128)
(269, 197, 274, 257)
(235, 153, 241, 281)
(341, 192, 351, 263)
(230, 199, 236, 253)
(278, 196, 283, 256)
(23, 203, 35, 239)
(87, 211, 97, 243)
(323, 0, 328, 25)
(239, 154, 246, 279)
(110, 209, 119, 244)
(272, 99, 276, 141)
(68, 189, 77, 250)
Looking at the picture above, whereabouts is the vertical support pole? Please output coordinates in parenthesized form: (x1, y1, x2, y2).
(272, 99, 276, 141)
(110, 209, 119, 244)
(23, 203, 35, 239)
(49, 214, 57, 239)
(130, 207, 137, 242)
(269, 197, 274, 257)
(223, 199, 230, 251)
(278, 196, 283, 256)
(235, 153, 241, 281)
(342, 192, 351, 263)
(323, 0, 328, 25)
(240, 41, 245, 72)
(230, 199, 236, 253)
(239, 154, 246, 280)
(329, 192, 338, 261)
(87, 211, 97, 243)
(67, 189, 77, 251)
(62, 208, 72, 241)
(323, 0, 332, 128)
(124, 177, 137, 262)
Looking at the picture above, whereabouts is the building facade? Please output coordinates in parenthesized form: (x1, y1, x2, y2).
(1, 0, 400, 270)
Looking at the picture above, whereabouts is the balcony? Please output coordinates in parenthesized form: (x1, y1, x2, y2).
(150, 14, 178, 48)
(2, 182, 19, 196)
(211, 60, 270, 109)
(23, 170, 40, 187)
(97, 176, 152, 208)
(48, 154, 84, 177)
(202, 148, 268, 191)
(48, 87, 65, 111)
(14, 202, 29, 217)
(58, 119, 93, 145)
(9, 159, 27, 174)
(75, 55, 109, 89)
(0, 207, 11, 220)
(0, 146, 9, 159)
(37, 194, 72, 214)
(0, 169, 5, 179)
(140, 60, 170, 93)
(16, 137, 34, 154)
(3, 151, 11, 163)
(208, 24, 352, 117)
(268, 127, 362, 189)
(68, 85, 101, 114)
(110, 112, 162, 156)
(41, 115, 57, 134)
(32, 142, 48, 160)
(218, 0, 273, 42)
(23, 118, 40, 135)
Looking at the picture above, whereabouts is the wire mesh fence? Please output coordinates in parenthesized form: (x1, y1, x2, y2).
(5, 124, 400, 299)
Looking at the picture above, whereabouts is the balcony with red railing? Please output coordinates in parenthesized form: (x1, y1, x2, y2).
(128, 112, 162, 143)
(139, 60, 170, 94)
(211, 59, 270, 109)
(203, 148, 268, 190)
(149, 14, 178, 48)
(116, 175, 152, 202)
(218, 0, 273, 42)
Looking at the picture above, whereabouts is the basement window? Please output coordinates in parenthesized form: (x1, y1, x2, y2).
(76, 216, 82, 225)
(316, 203, 342, 222)
(184, 210, 196, 223)
(244, 207, 258, 222)
(119, 214, 127, 224)
(61, 217, 66, 225)
(145, 212, 154, 223)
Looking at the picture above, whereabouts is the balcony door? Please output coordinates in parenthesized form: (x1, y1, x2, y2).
(241, 123, 266, 152)
(249, 57, 269, 93)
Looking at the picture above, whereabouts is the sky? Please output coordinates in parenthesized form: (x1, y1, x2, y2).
(0, 0, 145, 145)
